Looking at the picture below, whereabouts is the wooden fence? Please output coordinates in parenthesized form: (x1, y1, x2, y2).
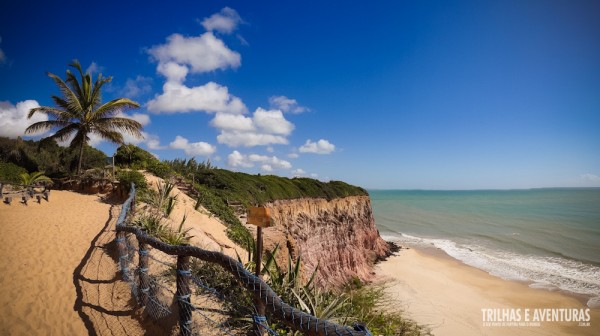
(114, 184, 371, 336)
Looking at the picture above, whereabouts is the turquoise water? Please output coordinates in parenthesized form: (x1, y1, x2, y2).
(370, 188, 600, 307)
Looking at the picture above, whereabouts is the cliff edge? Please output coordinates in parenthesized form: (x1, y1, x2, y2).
(258, 195, 390, 289)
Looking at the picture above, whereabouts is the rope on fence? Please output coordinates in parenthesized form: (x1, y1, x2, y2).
(115, 183, 371, 336)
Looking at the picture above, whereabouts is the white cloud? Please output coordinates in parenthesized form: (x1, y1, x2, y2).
(248, 154, 291, 169)
(169, 135, 216, 157)
(149, 32, 241, 74)
(85, 61, 103, 74)
(0, 100, 48, 138)
(266, 146, 274, 153)
(212, 108, 295, 147)
(299, 139, 335, 154)
(580, 173, 600, 183)
(226, 151, 292, 170)
(217, 130, 288, 147)
(157, 62, 189, 83)
(200, 7, 243, 34)
(287, 153, 299, 159)
(269, 95, 308, 114)
(227, 150, 253, 168)
(147, 25, 245, 114)
(310, 173, 318, 178)
(147, 81, 246, 114)
(122, 76, 152, 98)
(292, 168, 306, 177)
(210, 112, 254, 131)
(144, 133, 163, 150)
(253, 108, 294, 135)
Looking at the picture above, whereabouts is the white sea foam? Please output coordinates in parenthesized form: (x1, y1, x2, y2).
(588, 297, 600, 309)
(383, 231, 600, 308)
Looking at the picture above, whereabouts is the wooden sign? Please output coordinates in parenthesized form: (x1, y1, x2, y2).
(247, 207, 272, 227)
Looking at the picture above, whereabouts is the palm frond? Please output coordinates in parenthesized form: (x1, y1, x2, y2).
(68, 60, 93, 108)
(95, 117, 143, 138)
(91, 128, 123, 144)
(65, 70, 83, 101)
(94, 98, 141, 119)
(28, 106, 72, 120)
(50, 96, 80, 118)
(47, 72, 82, 112)
(91, 74, 112, 109)
(49, 123, 80, 142)
(25, 120, 71, 134)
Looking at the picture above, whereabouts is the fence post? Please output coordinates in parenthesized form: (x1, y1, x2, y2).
(177, 254, 192, 336)
(138, 241, 150, 306)
(253, 226, 267, 335)
(116, 231, 129, 280)
(131, 189, 136, 214)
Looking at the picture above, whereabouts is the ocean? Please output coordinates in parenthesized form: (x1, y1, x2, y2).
(370, 188, 600, 308)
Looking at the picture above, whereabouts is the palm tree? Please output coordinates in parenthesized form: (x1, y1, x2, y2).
(25, 60, 143, 174)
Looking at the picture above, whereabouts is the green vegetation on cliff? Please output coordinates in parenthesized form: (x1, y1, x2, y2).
(193, 168, 368, 206)
(188, 168, 368, 248)
(112, 145, 368, 248)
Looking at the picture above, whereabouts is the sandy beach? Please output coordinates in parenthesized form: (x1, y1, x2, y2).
(0, 190, 152, 335)
(376, 247, 600, 336)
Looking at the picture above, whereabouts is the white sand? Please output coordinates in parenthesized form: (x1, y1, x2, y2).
(376, 247, 600, 336)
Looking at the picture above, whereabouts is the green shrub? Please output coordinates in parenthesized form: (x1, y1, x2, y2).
(0, 137, 107, 177)
(146, 160, 173, 179)
(117, 170, 147, 193)
(0, 162, 27, 183)
(192, 169, 368, 207)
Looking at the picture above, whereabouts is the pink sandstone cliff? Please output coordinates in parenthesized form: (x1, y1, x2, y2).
(258, 196, 390, 289)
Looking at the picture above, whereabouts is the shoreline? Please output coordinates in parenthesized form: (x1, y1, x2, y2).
(375, 244, 600, 336)
(414, 244, 596, 308)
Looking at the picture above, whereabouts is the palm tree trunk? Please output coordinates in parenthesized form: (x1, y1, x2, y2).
(77, 141, 85, 175)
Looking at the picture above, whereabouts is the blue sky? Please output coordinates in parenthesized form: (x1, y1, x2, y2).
(1, 1, 599, 189)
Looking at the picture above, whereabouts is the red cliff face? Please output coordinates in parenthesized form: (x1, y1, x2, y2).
(259, 196, 390, 289)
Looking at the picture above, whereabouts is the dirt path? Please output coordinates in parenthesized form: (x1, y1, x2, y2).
(0, 191, 152, 335)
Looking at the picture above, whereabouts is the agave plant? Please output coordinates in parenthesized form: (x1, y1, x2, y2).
(134, 213, 168, 237)
(259, 245, 349, 320)
(160, 213, 193, 245)
(142, 181, 178, 217)
(20, 171, 52, 186)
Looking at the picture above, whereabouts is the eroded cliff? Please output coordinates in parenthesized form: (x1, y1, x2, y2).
(258, 196, 390, 289)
